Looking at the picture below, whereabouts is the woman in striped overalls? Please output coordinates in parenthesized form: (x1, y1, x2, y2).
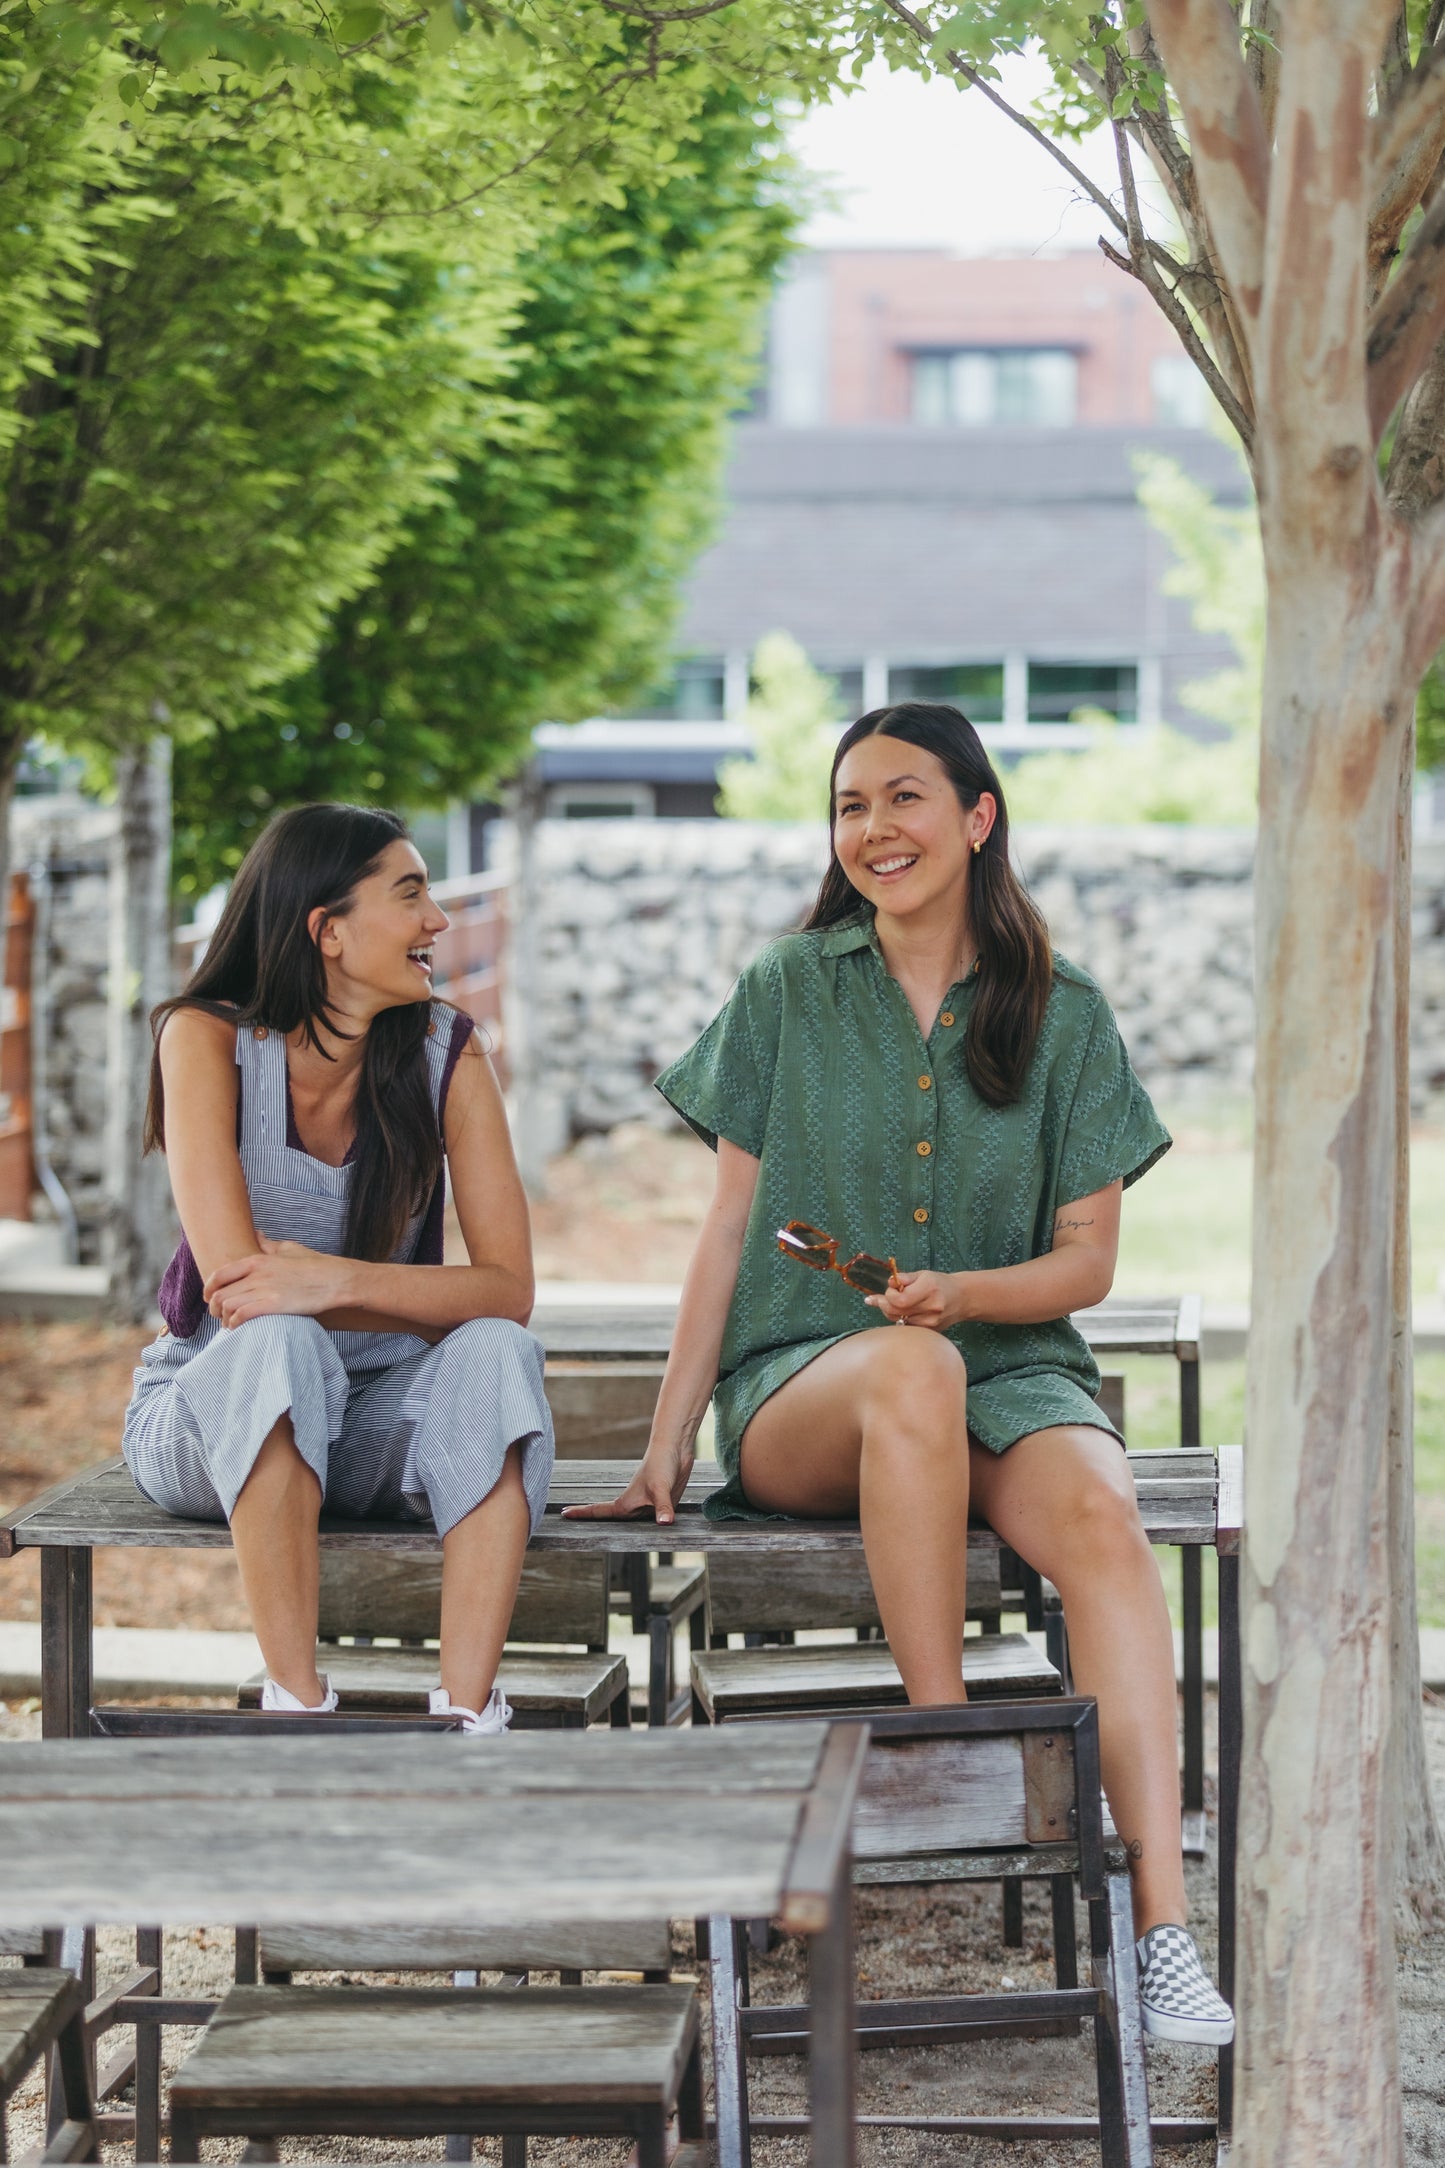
(122, 804, 553, 1733)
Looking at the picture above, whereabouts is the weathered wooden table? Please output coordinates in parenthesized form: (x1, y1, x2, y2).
(0, 1722, 869, 2167)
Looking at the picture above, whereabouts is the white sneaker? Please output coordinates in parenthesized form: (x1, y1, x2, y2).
(429, 1686, 512, 1735)
(259, 1673, 338, 1714)
(1135, 1925, 1234, 2046)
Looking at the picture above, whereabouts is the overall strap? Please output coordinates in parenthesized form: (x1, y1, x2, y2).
(235, 1021, 290, 1173)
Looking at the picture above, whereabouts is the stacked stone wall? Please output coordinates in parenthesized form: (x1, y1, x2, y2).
(10, 796, 118, 1259)
(516, 819, 1445, 1138)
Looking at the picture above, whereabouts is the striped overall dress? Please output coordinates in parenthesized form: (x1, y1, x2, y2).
(121, 1003, 554, 1537)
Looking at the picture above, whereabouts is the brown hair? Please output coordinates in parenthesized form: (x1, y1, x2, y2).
(803, 702, 1054, 1105)
(145, 803, 441, 1261)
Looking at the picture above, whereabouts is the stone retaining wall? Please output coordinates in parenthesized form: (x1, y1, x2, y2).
(10, 795, 119, 1259)
(514, 819, 1445, 1141)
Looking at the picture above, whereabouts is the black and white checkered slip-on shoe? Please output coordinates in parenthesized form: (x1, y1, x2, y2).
(1135, 1925, 1235, 2046)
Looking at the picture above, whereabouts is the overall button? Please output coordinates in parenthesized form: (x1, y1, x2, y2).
(939, 1012, 954, 1028)
(918, 1074, 932, 1090)
(253, 1027, 268, 1041)
(916, 1141, 932, 1157)
(913, 1207, 929, 1224)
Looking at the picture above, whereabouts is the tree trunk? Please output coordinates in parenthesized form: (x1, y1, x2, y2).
(1389, 712, 1445, 1929)
(105, 737, 177, 1323)
(1235, 563, 1410, 2164)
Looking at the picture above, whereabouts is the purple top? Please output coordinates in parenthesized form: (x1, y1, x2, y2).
(156, 1006, 475, 1339)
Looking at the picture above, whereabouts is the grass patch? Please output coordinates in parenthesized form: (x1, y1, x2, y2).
(1109, 1351, 1445, 1628)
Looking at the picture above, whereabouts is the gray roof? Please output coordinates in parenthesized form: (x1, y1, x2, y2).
(677, 424, 1249, 670)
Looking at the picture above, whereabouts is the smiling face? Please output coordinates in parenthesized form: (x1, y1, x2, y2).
(832, 734, 995, 924)
(308, 838, 451, 1015)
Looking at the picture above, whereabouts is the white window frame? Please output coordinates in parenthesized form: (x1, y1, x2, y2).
(545, 782, 657, 819)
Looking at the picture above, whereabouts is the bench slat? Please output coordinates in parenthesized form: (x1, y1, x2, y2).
(169, 1984, 698, 2110)
(692, 1631, 1059, 1720)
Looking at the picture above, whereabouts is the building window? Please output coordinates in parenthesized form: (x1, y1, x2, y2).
(824, 666, 865, 718)
(1151, 355, 1214, 427)
(888, 663, 1006, 724)
(1027, 663, 1138, 725)
(911, 350, 1077, 428)
(547, 783, 657, 819)
(631, 658, 726, 721)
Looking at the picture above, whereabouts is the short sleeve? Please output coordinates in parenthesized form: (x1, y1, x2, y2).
(653, 955, 781, 1157)
(1055, 993, 1171, 1204)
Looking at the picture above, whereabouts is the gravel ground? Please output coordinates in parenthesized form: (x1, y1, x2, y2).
(4, 1695, 1444, 2166)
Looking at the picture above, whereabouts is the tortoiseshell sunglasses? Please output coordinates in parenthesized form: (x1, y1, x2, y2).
(775, 1220, 899, 1297)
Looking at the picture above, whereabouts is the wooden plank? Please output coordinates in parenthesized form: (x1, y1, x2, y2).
(707, 1546, 1002, 1637)
(779, 1723, 870, 1933)
(692, 1633, 1059, 1720)
(239, 1647, 625, 1721)
(852, 1732, 1027, 1858)
(1217, 1443, 1243, 1556)
(1175, 1294, 1203, 1362)
(316, 1552, 610, 1649)
(545, 1364, 664, 1459)
(0, 1794, 805, 1931)
(170, 1983, 699, 2110)
(0, 1727, 830, 1804)
(0, 1969, 85, 2091)
(258, 1920, 673, 1976)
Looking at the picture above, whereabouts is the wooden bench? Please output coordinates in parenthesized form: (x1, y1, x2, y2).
(235, 1550, 631, 1730)
(706, 1700, 1163, 2168)
(166, 1980, 703, 2166)
(0, 1968, 96, 2165)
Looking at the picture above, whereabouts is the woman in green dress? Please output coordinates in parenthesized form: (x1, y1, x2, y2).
(567, 700, 1232, 2044)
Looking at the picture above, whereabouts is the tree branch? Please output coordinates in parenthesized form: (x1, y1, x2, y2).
(1405, 490, 1445, 679)
(1367, 182, 1445, 440)
(1369, 38, 1445, 297)
(593, 0, 739, 18)
(1098, 234, 1254, 445)
(1146, 0, 1270, 335)
(1245, 0, 1281, 139)
(877, 0, 1129, 239)
(1385, 322, 1445, 518)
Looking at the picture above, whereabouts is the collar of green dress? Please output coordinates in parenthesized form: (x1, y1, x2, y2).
(817, 910, 877, 958)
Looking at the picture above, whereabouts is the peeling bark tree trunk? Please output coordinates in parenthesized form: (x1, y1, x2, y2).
(1238, 541, 1413, 2158)
(1390, 715, 1445, 1931)
(105, 737, 177, 1323)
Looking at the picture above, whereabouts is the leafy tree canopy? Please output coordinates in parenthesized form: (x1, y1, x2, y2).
(171, 85, 798, 892)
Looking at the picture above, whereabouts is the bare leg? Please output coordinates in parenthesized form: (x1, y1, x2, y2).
(740, 1330, 971, 1706)
(438, 1443, 531, 1714)
(229, 1415, 325, 1706)
(970, 1426, 1187, 1934)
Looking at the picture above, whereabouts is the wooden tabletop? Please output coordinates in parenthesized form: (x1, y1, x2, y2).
(530, 1293, 1202, 1364)
(0, 1449, 1220, 1557)
(0, 1723, 867, 1937)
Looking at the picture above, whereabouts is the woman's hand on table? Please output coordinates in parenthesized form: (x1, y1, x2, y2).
(864, 1269, 966, 1331)
(561, 1441, 696, 1527)
(203, 1236, 351, 1327)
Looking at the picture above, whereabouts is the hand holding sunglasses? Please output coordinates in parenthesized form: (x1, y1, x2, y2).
(775, 1220, 900, 1297)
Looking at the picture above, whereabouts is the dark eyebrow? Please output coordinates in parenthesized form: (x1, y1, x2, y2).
(392, 870, 425, 890)
(835, 773, 927, 800)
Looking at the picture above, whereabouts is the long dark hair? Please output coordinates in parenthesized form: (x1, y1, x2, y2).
(145, 804, 442, 1262)
(804, 703, 1053, 1106)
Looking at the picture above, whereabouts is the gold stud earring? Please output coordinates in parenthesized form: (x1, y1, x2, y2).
(972, 840, 982, 855)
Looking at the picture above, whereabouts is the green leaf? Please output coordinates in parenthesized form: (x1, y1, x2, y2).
(1111, 86, 1134, 118)
(424, 2, 460, 50)
(117, 70, 143, 106)
(336, 6, 384, 43)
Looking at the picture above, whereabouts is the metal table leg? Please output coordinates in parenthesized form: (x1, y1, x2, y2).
(41, 1545, 92, 1740)
(807, 1853, 857, 2168)
(1179, 1352, 1207, 1857)
(1216, 1545, 1241, 2144)
(708, 1915, 752, 2168)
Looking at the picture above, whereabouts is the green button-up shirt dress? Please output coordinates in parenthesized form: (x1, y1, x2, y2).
(654, 910, 1171, 1520)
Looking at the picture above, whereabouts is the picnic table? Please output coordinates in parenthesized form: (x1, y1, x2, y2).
(0, 1722, 869, 2167)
